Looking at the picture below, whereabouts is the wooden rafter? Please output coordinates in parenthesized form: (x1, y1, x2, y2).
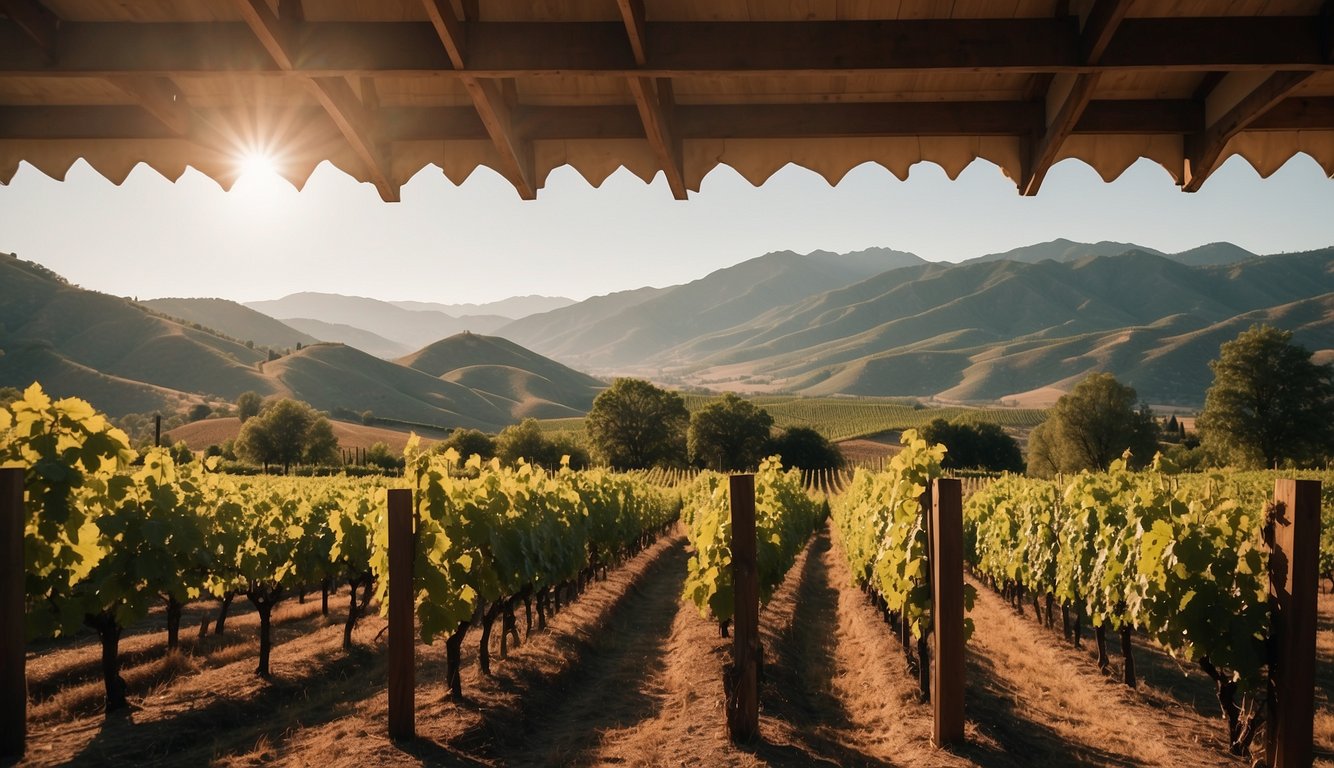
(1022, 0, 1131, 196)
(616, 0, 686, 199)
(0, 0, 56, 57)
(233, 0, 397, 201)
(4, 17, 1334, 78)
(421, 0, 536, 199)
(1183, 71, 1314, 192)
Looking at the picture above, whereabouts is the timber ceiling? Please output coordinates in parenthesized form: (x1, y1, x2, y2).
(0, 0, 1331, 200)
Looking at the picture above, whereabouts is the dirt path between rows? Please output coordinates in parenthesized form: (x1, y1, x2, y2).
(14, 516, 1318, 768)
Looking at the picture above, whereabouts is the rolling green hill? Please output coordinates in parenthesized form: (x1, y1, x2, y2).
(0, 254, 605, 429)
(399, 332, 605, 420)
(0, 253, 277, 412)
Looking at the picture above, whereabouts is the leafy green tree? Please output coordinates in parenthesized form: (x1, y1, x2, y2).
(235, 398, 339, 471)
(920, 418, 1023, 473)
(0, 386, 21, 408)
(364, 441, 403, 471)
(360, 409, 375, 426)
(304, 417, 340, 465)
(1025, 373, 1158, 477)
(436, 428, 497, 463)
(584, 378, 688, 468)
(187, 403, 212, 422)
(688, 393, 774, 472)
(767, 426, 843, 470)
(495, 419, 589, 468)
(1198, 324, 1334, 468)
(236, 391, 263, 423)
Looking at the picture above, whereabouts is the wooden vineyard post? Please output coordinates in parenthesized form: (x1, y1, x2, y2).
(931, 478, 964, 747)
(387, 488, 415, 742)
(1266, 478, 1320, 768)
(1, 468, 24, 759)
(727, 473, 759, 744)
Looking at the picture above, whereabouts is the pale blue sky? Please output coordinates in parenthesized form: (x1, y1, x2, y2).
(0, 153, 1331, 305)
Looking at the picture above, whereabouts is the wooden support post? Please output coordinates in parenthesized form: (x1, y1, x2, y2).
(727, 473, 759, 744)
(387, 488, 414, 742)
(1266, 478, 1320, 768)
(153, 414, 161, 447)
(1, 468, 25, 760)
(931, 478, 965, 747)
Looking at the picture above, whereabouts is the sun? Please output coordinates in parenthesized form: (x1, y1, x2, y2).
(239, 151, 277, 179)
(232, 151, 292, 200)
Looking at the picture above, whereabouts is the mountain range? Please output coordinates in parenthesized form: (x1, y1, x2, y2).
(2, 239, 1329, 420)
(494, 241, 1330, 406)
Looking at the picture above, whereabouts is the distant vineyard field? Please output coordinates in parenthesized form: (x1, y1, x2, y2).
(536, 395, 1046, 443)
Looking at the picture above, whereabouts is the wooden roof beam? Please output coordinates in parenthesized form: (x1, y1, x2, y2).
(420, 0, 536, 199)
(234, 0, 398, 201)
(1022, 0, 1131, 196)
(0, 0, 57, 58)
(5, 18, 1334, 77)
(1183, 70, 1314, 191)
(616, 0, 686, 199)
(2, 1, 204, 142)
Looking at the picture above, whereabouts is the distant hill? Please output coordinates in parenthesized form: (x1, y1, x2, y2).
(0, 253, 277, 412)
(499, 247, 924, 368)
(399, 332, 605, 419)
(140, 297, 318, 350)
(390, 295, 575, 319)
(964, 238, 1164, 265)
(245, 292, 510, 350)
(1168, 242, 1259, 266)
(962, 238, 1264, 268)
(280, 317, 413, 359)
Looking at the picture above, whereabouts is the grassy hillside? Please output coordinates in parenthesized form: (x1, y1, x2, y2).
(399, 332, 605, 420)
(140, 297, 318, 350)
(0, 253, 278, 414)
(662, 250, 1334, 406)
(261, 343, 512, 431)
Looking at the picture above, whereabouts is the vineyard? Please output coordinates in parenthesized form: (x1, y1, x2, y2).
(2, 385, 1330, 767)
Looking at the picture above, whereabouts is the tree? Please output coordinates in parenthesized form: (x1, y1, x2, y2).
(495, 419, 588, 468)
(1197, 324, 1334, 468)
(235, 398, 339, 471)
(688, 393, 774, 472)
(920, 418, 1023, 473)
(1025, 373, 1158, 477)
(437, 428, 496, 463)
(364, 441, 403, 471)
(187, 403, 212, 422)
(584, 378, 689, 468)
(767, 426, 843, 470)
(360, 409, 375, 426)
(236, 391, 262, 423)
(304, 417, 340, 465)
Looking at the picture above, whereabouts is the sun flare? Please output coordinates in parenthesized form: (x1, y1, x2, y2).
(239, 152, 277, 179)
(232, 151, 291, 200)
